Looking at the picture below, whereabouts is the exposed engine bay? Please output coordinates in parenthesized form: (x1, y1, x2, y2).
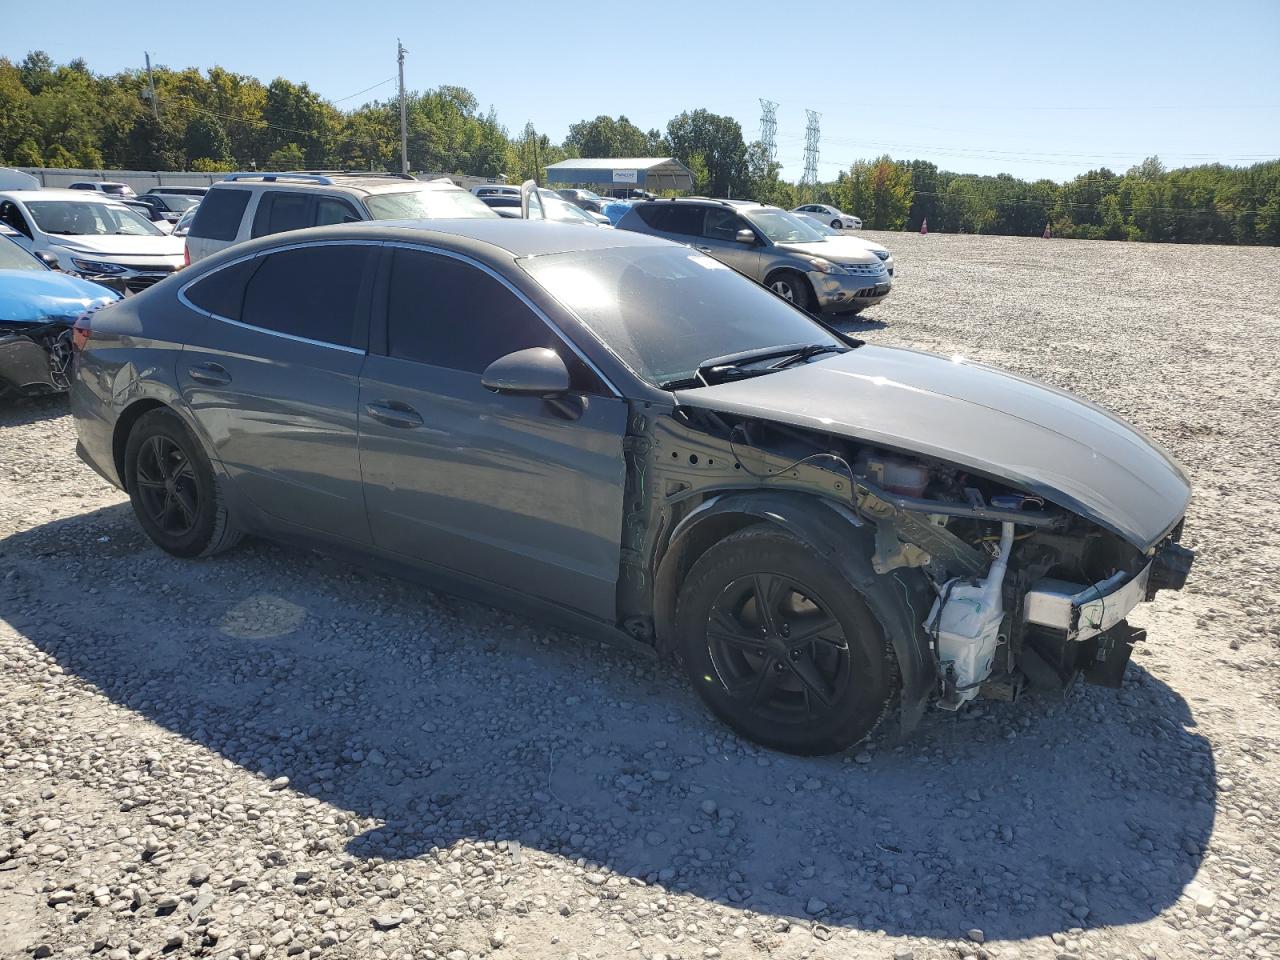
(631, 405, 1194, 720)
(0, 320, 75, 400)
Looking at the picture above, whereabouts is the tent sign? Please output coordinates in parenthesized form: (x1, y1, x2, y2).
(612, 169, 639, 183)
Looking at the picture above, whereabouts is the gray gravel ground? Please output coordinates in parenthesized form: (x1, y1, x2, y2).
(2, 232, 1279, 960)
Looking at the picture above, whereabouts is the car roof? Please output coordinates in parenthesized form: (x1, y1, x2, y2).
(0, 189, 123, 203)
(197, 218, 674, 270)
(210, 173, 455, 197)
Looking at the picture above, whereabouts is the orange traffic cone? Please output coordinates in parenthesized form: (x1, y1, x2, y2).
(920, 218, 928, 235)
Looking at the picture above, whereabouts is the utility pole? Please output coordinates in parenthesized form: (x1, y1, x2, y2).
(144, 52, 159, 120)
(397, 40, 409, 175)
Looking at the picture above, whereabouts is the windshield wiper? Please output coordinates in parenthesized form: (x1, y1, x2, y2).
(693, 342, 847, 386)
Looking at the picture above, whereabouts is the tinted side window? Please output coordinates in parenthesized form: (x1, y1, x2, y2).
(387, 249, 554, 373)
(184, 258, 259, 320)
(704, 209, 747, 241)
(240, 245, 373, 348)
(315, 196, 359, 226)
(189, 188, 251, 241)
(251, 192, 311, 238)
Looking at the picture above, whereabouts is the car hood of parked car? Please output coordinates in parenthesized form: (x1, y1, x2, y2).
(775, 239, 880, 266)
(0, 269, 120, 325)
(47, 234, 185, 258)
(673, 344, 1190, 551)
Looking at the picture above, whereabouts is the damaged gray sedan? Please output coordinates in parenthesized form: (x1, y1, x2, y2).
(69, 220, 1194, 755)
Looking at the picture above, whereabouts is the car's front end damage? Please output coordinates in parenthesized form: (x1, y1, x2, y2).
(624, 344, 1193, 736)
(0, 269, 120, 401)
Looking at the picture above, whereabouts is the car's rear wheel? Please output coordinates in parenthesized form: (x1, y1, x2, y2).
(125, 408, 241, 558)
(675, 524, 896, 755)
(767, 271, 814, 312)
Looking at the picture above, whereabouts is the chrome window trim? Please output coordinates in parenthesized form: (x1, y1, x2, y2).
(382, 240, 623, 399)
(177, 238, 376, 355)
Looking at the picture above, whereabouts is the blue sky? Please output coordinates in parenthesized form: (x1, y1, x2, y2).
(4, 0, 1277, 182)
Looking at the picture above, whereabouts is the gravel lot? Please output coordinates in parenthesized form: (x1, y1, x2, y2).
(2, 232, 1278, 960)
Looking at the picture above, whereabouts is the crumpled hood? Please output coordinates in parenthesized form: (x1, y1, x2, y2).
(777, 239, 879, 266)
(0, 269, 120, 325)
(674, 345, 1190, 551)
(48, 233, 184, 259)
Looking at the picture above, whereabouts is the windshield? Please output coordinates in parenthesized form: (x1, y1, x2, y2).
(159, 195, 200, 212)
(536, 190, 597, 224)
(522, 245, 840, 386)
(365, 187, 499, 220)
(0, 237, 43, 271)
(26, 200, 164, 237)
(746, 209, 827, 244)
(795, 214, 838, 236)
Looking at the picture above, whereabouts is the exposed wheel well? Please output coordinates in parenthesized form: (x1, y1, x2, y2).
(763, 268, 814, 302)
(112, 399, 170, 492)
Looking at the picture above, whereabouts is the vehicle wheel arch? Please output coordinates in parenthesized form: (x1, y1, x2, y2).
(651, 490, 935, 736)
(762, 268, 815, 307)
(112, 398, 172, 491)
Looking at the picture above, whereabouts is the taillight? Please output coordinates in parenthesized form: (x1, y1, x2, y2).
(71, 314, 93, 352)
(182, 243, 190, 268)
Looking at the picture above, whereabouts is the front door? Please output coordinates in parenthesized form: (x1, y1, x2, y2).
(178, 241, 377, 545)
(697, 208, 762, 279)
(358, 246, 629, 622)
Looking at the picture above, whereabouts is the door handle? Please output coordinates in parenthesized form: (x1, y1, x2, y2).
(695, 245, 713, 252)
(364, 400, 423, 429)
(187, 362, 231, 385)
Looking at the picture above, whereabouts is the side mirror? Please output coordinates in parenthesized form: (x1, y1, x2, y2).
(34, 250, 60, 270)
(481, 347, 570, 396)
(735, 228, 756, 245)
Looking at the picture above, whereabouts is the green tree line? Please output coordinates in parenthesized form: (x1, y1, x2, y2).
(3, 52, 1276, 245)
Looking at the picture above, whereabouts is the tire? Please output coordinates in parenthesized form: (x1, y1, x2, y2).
(675, 524, 895, 755)
(767, 271, 815, 313)
(831, 219, 842, 229)
(124, 408, 241, 558)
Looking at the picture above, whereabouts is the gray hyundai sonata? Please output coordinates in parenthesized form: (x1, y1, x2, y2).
(69, 219, 1193, 755)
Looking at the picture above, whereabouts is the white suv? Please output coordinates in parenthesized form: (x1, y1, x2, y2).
(185, 173, 498, 263)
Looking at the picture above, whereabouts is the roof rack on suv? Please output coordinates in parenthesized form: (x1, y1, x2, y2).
(222, 173, 337, 185)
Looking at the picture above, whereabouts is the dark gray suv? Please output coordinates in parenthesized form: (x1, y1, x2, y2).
(616, 199, 891, 314)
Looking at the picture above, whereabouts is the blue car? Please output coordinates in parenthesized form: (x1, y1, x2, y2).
(0, 234, 119, 399)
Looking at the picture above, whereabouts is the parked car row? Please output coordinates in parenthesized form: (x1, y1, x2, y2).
(66, 214, 1195, 756)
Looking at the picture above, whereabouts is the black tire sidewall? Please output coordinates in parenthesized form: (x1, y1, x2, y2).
(770, 270, 814, 313)
(125, 409, 220, 558)
(675, 526, 893, 755)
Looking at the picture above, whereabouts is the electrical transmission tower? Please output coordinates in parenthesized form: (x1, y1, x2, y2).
(758, 99, 778, 165)
(802, 109, 821, 196)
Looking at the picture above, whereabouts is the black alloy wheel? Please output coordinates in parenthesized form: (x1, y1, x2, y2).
(125, 408, 242, 558)
(133, 434, 199, 538)
(676, 524, 896, 755)
(706, 573, 850, 725)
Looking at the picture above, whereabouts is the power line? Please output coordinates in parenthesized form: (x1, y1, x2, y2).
(330, 76, 396, 105)
(158, 96, 397, 150)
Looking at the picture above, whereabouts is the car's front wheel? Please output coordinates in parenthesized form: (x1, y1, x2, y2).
(831, 218, 843, 229)
(125, 408, 241, 558)
(675, 524, 896, 755)
(767, 271, 814, 312)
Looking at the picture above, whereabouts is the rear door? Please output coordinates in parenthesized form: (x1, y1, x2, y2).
(357, 245, 629, 621)
(178, 240, 377, 544)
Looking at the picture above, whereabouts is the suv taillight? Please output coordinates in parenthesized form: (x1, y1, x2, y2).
(182, 242, 190, 268)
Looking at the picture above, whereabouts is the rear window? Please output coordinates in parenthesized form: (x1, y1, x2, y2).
(251, 191, 311, 238)
(189, 188, 251, 241)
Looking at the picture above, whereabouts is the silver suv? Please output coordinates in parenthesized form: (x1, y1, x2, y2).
(615, 199, 891, 314)
(186, 172, 497, 263)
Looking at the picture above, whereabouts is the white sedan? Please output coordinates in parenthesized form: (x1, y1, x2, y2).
(791, 203, 861, 230)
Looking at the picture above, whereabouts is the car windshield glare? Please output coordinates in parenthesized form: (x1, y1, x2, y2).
(796, 214, 838, 236)
(522, 246, 841, 387)
(0, 238, 42, 271)
(26, 200, 164, 237)
(748, 209, 828, 244)
(365, 188, 499, 220)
